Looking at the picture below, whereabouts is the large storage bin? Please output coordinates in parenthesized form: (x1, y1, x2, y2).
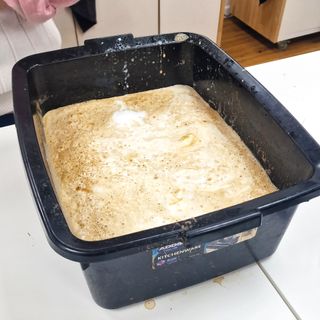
(12, 32, 320, 309)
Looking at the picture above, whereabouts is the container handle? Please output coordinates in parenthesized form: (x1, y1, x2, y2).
(182, 210, 262, 247)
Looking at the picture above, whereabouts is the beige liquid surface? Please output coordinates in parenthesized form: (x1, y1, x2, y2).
(42, 85, 277, 241)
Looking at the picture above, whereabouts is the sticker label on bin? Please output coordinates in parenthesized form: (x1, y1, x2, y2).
(152, 242, 202, 269)
(203, 228, 257, 254)
(151, 228, 257, 269)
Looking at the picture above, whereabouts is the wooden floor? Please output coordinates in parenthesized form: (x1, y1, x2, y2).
(220, 17, 320, 67)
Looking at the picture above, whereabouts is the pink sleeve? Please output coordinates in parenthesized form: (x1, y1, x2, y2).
(3, 0, 79, 23)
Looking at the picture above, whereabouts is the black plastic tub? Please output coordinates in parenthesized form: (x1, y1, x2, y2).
(12, 33, 320, 309)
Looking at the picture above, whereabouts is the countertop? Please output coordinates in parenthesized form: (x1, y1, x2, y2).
(1, 51, 319, 320)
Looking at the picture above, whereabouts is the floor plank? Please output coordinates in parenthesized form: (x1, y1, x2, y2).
(221, 17, 320, 67)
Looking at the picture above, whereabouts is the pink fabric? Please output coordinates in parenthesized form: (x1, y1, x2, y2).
(3, 0, 79, 22)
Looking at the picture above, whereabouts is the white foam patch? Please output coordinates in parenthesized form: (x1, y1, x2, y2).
(112, 109, 146, 127)
(92, 184, 107, 194)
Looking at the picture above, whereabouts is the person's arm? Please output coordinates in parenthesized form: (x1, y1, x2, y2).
(0, 0, 71, 116)
(3, 0, 78, 22)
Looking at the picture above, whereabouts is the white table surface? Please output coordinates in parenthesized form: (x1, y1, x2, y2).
(247, 51, 320, 320)
(0, 51, 319, 320)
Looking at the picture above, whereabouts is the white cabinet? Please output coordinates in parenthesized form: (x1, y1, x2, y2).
(53, 7, 77, 48)
(278, 0, 320, 42)
(75, 0, 158, 45)
(55, 0, 224, 48)
(160, 0, 224, 45)
(231, 0, 320, 44)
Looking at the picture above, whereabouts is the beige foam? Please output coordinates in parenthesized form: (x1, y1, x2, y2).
(42, 85, 277, 241)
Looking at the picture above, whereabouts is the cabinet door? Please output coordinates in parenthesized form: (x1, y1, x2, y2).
(278, 0, 320, 41)
(76, 0, 158, 45)
(231, 0, 287, 43)
(53, 8, 77, 48)
(160, 0, 224, 44)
